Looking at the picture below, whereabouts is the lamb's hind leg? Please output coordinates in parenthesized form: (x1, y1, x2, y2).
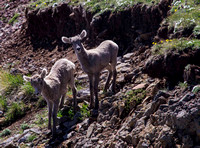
(52, 100, 59, 138)
(104, 64, 112, 92)
(112, 68, 117, 94)
(59, 93, 66, 109)
(69, 79, 77, 112)
(88, 74, 94, 109)
(47, 100, 53, 130)
(94, 73, 100, 110)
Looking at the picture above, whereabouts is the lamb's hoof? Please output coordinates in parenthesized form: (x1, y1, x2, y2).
(91, 109, 98, 117)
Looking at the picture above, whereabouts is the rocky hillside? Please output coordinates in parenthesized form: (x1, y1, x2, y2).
(0, 0, 200, 147)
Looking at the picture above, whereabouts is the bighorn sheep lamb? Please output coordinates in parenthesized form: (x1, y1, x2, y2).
(23, 58, 77, 137)
(61, 30, 118, 110)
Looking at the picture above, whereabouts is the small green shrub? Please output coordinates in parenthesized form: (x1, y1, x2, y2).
(0, 70, 24, 96)
(57, 110, 63, 118)
(67, 108, 75, 120)
(6, 102, 25, 122)
(20, 123, 30, 131)
(0, 96, 7, 111)
(124, 88, 146, 113)
(0, 129, 11, 137)
(8, 13, 20, 25)
(27, 134, 36, 142)
(178, 82, 188, 89)
(79, 103, 90, 120)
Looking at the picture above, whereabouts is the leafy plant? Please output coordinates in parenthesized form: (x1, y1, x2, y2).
(67, 108, 75, 120)
(79, 103, 90, 120)
(8, 13, 20, 25)
(178, 82, 188, 89)
(57, 110, 63, 118)
(0, 129, 11, 137)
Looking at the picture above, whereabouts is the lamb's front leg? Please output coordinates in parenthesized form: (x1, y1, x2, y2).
(72, 86, 77, 112)
(104, 70, 112, 92)
(94, 73, 100, 110)
(47, 100, 53, 130)
(69, 77, 77, 112)
(88, 74, 94, 109)
(52, 100, 59, 138)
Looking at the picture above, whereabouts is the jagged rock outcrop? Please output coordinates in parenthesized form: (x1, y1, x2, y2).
(25, 0, 173, 55)
(144, 47, 200, 86)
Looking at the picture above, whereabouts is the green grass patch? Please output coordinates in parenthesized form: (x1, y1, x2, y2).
(20, 123, 30, 131)
(0, 129, 11, 137)
(0, 70, 24, 96)
(70, 0, 158, 16)
(8, 13, 20, 25)
(5, 102, 25, 122)
(152, 38, 200, 55)
(34, 109, 48, 128)
(165, 0, 200, 36)
(0, 69, 36, 125)
(28, 0, 65, 10)
(28, 0, 158, 15)
(0, 96, 7, 112)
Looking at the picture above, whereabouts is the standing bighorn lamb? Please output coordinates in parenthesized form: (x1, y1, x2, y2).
(23, 58, 77, 137)
(62, 30, 118, 110)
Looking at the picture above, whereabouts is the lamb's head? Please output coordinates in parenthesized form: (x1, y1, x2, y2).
(61, 30, 87, 53)
(23, 68, 47, 95)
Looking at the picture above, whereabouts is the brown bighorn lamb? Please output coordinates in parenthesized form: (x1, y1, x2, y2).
(61, 30, 118, 110)
(23, 58, 77, 137)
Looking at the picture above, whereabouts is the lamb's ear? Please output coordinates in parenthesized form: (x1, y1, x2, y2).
(23, 76, 31, 82)
(80, 30, 87, 40)
(62, 36, 71, 44)
(41, 68, 47, 79)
